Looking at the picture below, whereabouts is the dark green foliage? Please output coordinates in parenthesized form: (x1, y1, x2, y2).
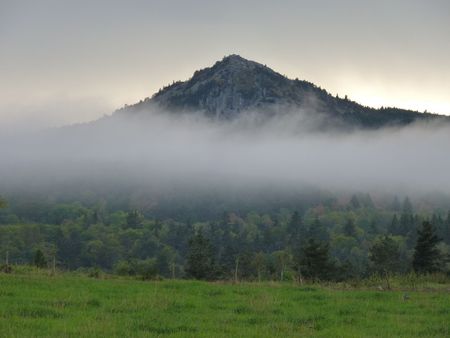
(287, 211, 305, 245)
(114, 259, 158, 280)
(402, 197, 413, 214)
(307, 217, 329, 242)
(55, 225, 83, 269)
(388, 197, 414, 236)
(369, 236, 401, 274)
(399, 213, 414, 236)
(296, 238, 332, 281)
(343, 219, 357, 237)
(412, 222, 442, 274)
(388, 214, 399, 235)
(361, 193, 375, 208)
(1, 191, 450, 282)
(391, 196, 401, 211)
(33, 249, 47, 268)
(434, 212, 449, 246)
(87, 267, 102, 278)
(0, 264, 12, 273)
(114, 260, 136, 276)
(126, 210, 144, 228)
(185, 231, 216, 280)
(367, 220, 378, 235)
(288, 211, 301, 233)
(136, 258, 158, 280)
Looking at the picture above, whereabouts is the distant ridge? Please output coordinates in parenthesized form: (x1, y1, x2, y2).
(122, 55, 447, 129)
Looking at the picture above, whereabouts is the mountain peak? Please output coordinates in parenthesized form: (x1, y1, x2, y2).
(126, 56, 446, 128)
(221, 54, 248, 63)
(216, 54, 262, 69)
(149, 54, 298, 118)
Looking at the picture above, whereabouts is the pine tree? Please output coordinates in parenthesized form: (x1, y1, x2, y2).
(296, 238, 332, 281)
(402, 197, 413, 214)
(391, 196, 401, 211)
(433, 214, 445, 243)
(125, 210, 143, 228)
(307, 217, 329, 242)
(185, 231, 216, 280)
(412, 221, 442, 274)
(399, 212, 413, 236)
(369, 235, 401, 274)
(368, 220, 378, 235)
(396, 197, 413, 235)
(287, 211, 305, 245)
(388, 214, 399, 235)
(362, 193, 375, 208)
(343, 219, 357, 237)
(288, 211, 301, 232)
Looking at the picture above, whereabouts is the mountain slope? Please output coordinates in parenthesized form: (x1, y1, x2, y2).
(123, 55, 446, 128)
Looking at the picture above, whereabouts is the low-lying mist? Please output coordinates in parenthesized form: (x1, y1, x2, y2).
(1, 105, 450, 202)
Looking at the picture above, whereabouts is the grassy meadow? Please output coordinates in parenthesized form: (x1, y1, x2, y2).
(0, 268, 449, 337)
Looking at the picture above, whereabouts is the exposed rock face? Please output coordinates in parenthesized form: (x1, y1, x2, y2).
(125, 55, 447, 128)
(151, 55, 317, 118)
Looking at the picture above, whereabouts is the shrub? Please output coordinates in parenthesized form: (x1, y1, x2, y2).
(136, 259, 158, 280)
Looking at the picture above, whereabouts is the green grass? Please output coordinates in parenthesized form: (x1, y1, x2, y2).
(0, 270, 449, 337)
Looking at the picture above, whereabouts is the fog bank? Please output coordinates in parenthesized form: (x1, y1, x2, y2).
(1, 107, 450, 197)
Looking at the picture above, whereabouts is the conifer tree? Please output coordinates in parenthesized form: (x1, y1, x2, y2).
(402, 197, 413, 214)
(287, 211, 305, 245)
(307, 217, 329, 242)
(391, 196, 401, 211)
(125, 210, 144, 228)
(296, 238, 332, 281)
(343, 219, 357, 237)
(185, 231, 216, 280)
(412, 221, 442, 273)
(388, 214, 399, 235)
(369, 235, 401, 274)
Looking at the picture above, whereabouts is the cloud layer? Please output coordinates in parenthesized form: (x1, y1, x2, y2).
(1, 106, 450, 200)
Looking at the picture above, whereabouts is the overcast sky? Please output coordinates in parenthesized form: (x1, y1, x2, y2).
(1, 0, 449, 129)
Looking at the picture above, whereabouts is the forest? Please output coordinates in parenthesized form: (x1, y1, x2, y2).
(1, 192, 449, 282)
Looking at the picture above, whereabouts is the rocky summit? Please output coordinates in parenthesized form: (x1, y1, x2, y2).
(125, 55, 446, 129)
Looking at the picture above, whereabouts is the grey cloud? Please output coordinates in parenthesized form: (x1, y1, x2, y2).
(1, 107, 449, 199)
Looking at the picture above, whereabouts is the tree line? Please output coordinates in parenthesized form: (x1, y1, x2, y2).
(0, 194, 449, 281)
